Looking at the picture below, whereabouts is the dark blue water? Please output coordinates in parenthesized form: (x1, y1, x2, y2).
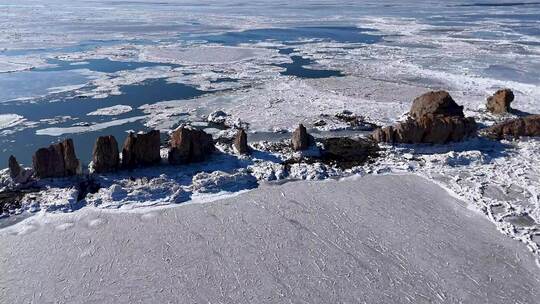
(185, 26, 383, 45)
(279, 54, 343, 78)
(0, 78, 206, 166)
(41, 58, 178, 74)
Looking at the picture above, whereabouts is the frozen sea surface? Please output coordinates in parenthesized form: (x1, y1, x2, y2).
(1, 175, 538, 303)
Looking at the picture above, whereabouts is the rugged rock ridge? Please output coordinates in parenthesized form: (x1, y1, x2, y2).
(32, 139, 80, 178)
(168, 127, 215, 165)
(372, 91, 477, 144)
(486, 115, 540, 139)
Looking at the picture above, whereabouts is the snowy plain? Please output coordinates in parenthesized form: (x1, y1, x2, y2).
(2, 175, 539, 303)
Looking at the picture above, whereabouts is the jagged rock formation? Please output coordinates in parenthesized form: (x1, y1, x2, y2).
(486, 115, 540, 139)
(292, 124, 310, 151)
(168, 127, 215, 165)
(92, 135, 120, 173)
(233, 129, 249, 155)
(33, 139, 80, 178)
(409, 90, 464, 118)
(121, 131, 161, 169)
(486, 89, 514, 114)
(373, 91, 476, 144)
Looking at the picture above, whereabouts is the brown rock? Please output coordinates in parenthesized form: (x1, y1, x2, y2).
(92, 135, 120, 173)
(233, 129, 249, 154)
(61, 139, 79, 176)
(410, 91, 464, 118)
(372, 115, 476, 144)
(292, 124, 310, 151)
(168, 127, 215, 165)
(486, 115, 540, 139)
(8, 155, 21, 179)
(32, 139, 80, 178)
(487, 89, 514, 114)
(121, 130, 161, 168)
(371, 126, 394, 143)
(320, 137, 379, 169)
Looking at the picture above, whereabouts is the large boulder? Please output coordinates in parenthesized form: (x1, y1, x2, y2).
(92, 135, 120, 173)
(410, 91, 464, 118)
(486, 89, 514, 114)
(121, 130, 161, 168)
(33, 139, 80, 178)
(320, 137, 379, 168)
(233, 129, 249, 155)
(486, 115, 540, 139)
(168, 127, 215, 165)
(292, 124, 310, 151)
(372, 115, 476, 144)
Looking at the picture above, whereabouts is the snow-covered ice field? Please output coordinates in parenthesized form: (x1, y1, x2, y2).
(2, 175, 539, 303)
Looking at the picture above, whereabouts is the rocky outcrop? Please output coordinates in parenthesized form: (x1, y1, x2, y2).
(8, 155, 21, 179)
(320, 137, 379, 169)
(92, 135, 120, 173)
(121, 131, 161, 169)
(33, 139, 80, 178)
(409, 90, 464, 118)
(486, 115, 540, 139)
(168, 127, 215, 165)
(373, 91, 476, 144)
(292, 124, 310, 151)
(487, 89, 514, 114)
(233, 129, 249, 155)
(373, 115, 477, 144)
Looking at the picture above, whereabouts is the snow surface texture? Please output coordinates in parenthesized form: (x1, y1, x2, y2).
(1, 175, 538, 303)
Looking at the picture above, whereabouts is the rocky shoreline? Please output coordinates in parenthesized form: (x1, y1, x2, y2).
(2, 88, 540, 224)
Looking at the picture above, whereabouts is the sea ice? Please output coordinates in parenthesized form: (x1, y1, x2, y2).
(0, 114, 25, 130)
(87, 105, 133, 116)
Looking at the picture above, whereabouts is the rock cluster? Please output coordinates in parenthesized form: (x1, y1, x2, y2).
(292, 124, 310, 151)
(372, 91, 476, 144)
(486, 115, 540, 139)
(122, 130, 161, 169)
(92, 135, 120, 173)
(233, 129, 249, 155)
(168, 127, 215, 165)
(486, 89, 514, 114)
(32, 139, 80, 178)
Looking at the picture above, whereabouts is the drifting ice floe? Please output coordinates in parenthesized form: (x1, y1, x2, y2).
(87, 105, 133, 116)
(0, 114, 25, 130)
(35, 116, 145, 136)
